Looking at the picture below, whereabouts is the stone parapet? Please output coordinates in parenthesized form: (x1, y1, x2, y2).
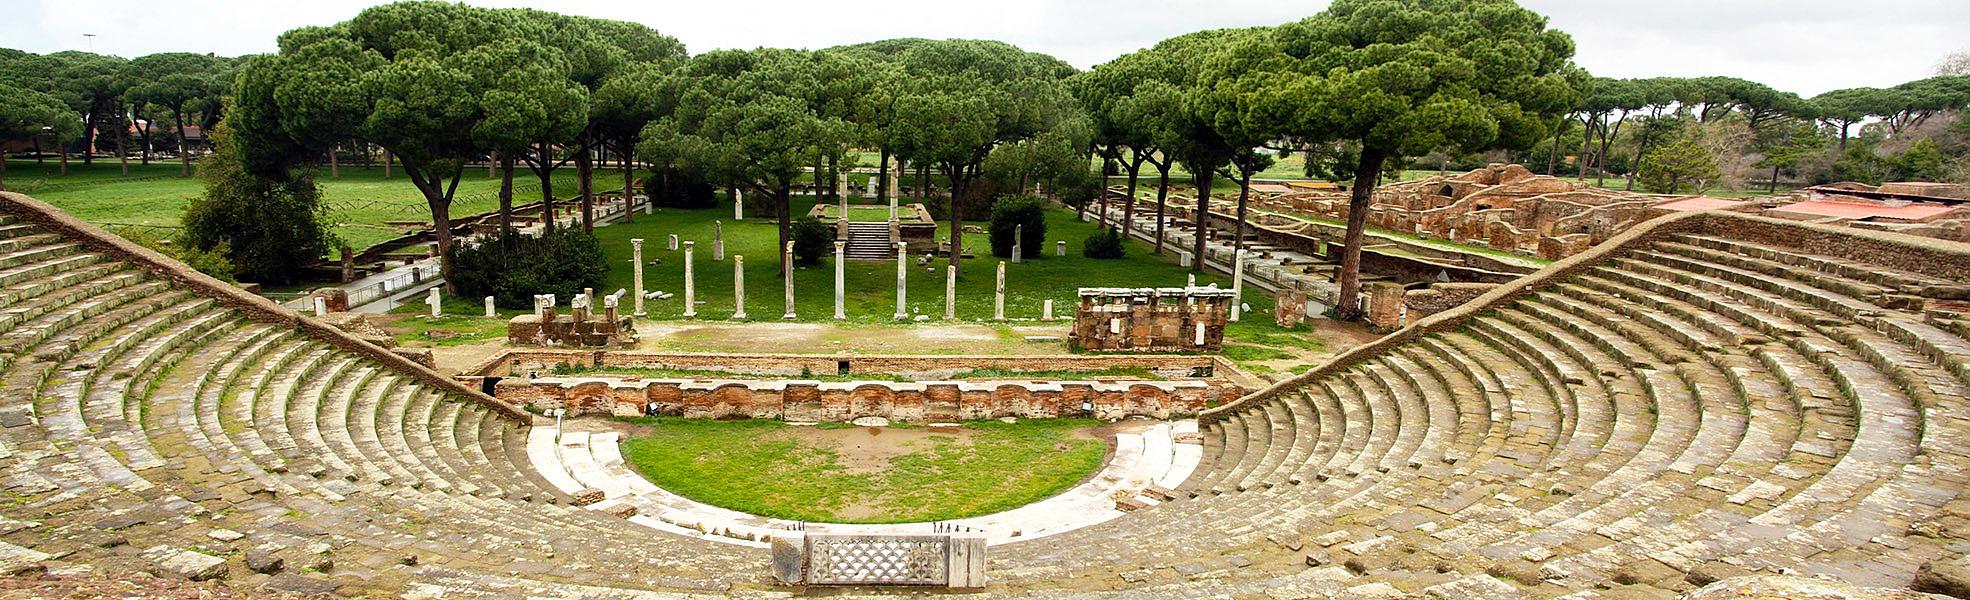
(491, 376, 1239, 422)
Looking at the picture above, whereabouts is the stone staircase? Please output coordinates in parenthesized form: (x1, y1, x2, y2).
(3, 186, 1970, 599)
(841, 220, 896, 260)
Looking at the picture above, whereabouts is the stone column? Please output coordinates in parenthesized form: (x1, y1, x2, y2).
(484, 296, 496, 318)
(1056, 240, 1065, 257)
(667, 233, 678, 251)
(1229, 248, 1246, 323)
(734, 189, 744, 221)
(866, 177, 877, 197)
(944, 265, 957, 320)
(1012, 224, 1023, 264)
(893, 243, 909, 321)
(994, 262, 1007, 321)
(682, 241, 697, 318)
(631, 238, 647, 317)
(732, 255, 748, 320)
(1043, 299, 1054, 321)
(1187, 273, 1197, 288)
(782, 242, 797, 320)
(426, 287, 442, 318)
(313, 296, 328, 318)
(339, 245, 354, 283)
(833, 242, 847, 320)
(713, 221, 725, 261)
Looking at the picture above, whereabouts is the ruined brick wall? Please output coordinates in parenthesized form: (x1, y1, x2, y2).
(487, 377, 1243, 422)
(1070, 288, 1233, 353)
(1403, 283, 1500, 324)
(507, 312, 635, 347)
(467, 351, 1235, 381)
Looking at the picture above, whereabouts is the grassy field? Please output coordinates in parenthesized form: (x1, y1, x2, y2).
(582, 197, 1288, 327)
(615, 416, 1107, 523)
(4, 159, 614, 251)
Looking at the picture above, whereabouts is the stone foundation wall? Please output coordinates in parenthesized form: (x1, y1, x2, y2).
(1070, 287, 1233, 353)
(491, 376, 1243, 422)
(465, 350, 1237, 381)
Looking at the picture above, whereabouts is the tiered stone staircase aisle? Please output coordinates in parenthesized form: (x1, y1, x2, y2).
(841, 220, 896, 260)
(2, 186, 1968, 599)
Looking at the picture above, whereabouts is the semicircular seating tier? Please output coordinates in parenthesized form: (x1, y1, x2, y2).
(1, 190, 1968, 598)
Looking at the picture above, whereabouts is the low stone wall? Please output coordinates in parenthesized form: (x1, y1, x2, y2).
(463, 350, 1238, 381)
(493, 376, 1241, 422)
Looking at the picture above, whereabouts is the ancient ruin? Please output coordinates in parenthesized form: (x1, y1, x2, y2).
(4, 177, 1970, 597)
(1070, 286, 1235, 352)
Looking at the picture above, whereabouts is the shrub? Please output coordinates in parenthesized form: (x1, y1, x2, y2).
(987, 196, 1048, 258)
(1083, 228, 1125, 259)
(642, 168, 718, 209)
(182, 120, 332, 284)
(448, 228, 608, 309)
(790, 217, 833, 266)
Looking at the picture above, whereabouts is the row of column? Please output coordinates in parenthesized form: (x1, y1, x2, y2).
(388, 238, 1248, 323)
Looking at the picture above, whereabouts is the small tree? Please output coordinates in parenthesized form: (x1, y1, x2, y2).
(1637, 134, 1720, 194)
(182, 121, 332, 284)
(987, 196, 1048, 258)
(790, 217, 833, 266)
(449, 229, 608, 309)
(1083, 229, 1126, 259)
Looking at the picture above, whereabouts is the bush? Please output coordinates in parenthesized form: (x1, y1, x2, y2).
(1083, 228, 1125, 259)
(791, 217, 833, 266)
(642, 168, 718, 209)
(182, 120, 332, 284)
(988, 196, 1048, 258)
(448, 228, 608, 309)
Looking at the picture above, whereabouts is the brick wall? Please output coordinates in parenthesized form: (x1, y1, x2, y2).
(488, 376, 1244, 422)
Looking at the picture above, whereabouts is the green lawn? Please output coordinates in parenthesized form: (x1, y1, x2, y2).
(4, 159, 617, 251)
(589, 196, 1288, 326)
(615, 416, 1107, 523)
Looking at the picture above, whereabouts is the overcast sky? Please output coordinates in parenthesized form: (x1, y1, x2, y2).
(5, 0, 1965, 97)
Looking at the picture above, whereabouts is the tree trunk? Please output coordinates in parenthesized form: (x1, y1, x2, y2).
(32, 137, 42, 165)
(82, 114, 96, 167)
(828, 154, 840, 202)
(1122, 153, 1142, 237)
(1546, 115, 1565, 175)
(1233, 170, 1252, 255)
(1190, 168, 1213, 273)
(329, 142, 339, 178)
(59, 145, 68, 176)
(174, 115, 190, 177)
(499, 156, 516, 237)
(1769, 164, 1780, 193)
(1152, 166, 1170, 254)
(1577, 118, 1594, 181)
(778, 185, 793, 273)
(117, 125, 128, 176)
(383, 147, 393, 178)
(621, 140, 636, 224)
(1333, 147, 1387, 322)
(877, 147, 890, 206)
(948, 172, 965, 272)
(0, 156, 8, 191)
(813, 156, 824, 201)
(578, 147, 594, 233)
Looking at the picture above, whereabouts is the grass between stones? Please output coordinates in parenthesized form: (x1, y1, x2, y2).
(615, 416, 1108, 524)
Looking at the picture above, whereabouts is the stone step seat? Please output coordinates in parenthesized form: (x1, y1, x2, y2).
(0, 278, 173, 368)
(1256, 391, 1320, 488)
(1185, 415, 1243, 496)
(0, 242, 83, 272)
(91, 310, 244, 474)
(32, 296, 227, 494)
(1534, 289, 1823, 503)
(0, 249, 103, 289)
(250, 343, 341, 461)
(403, 390, 484, 497)
(1505, 259, 1938, 582)
(0, 260, 133, 314)
(1205, 407, 1268, 495)
(1450, 326, 1571, 470)
(1360, 361, 1431, 475)
(1226, 399, 1293, 493)
(1484, 308, 1627, 469)
(1473, 312, 1607, 472)
(1471, 299, 1759, 574)
(367, 379, 458, 492)
(1648, 243, 1970, 400)
(0, 232, 65, 255)
(223, 339, 325, 476)
(1672, 234, 1948, 293)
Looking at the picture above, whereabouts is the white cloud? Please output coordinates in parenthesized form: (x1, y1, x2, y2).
(4, 0, 1964, 96)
